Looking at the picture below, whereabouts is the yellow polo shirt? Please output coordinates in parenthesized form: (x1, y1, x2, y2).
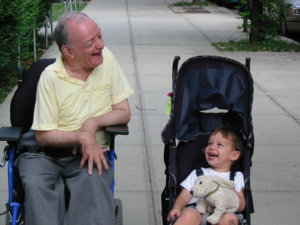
(32, 47, 134, 146)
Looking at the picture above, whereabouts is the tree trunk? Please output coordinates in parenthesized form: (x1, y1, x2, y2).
(249, 0, 265, 43)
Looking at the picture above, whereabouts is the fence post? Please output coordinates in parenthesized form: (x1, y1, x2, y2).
(33, 28, 37, 61)
(49, 10, 53, 37)
(45, 16, 49, 49)
(18, 37, 21, 68)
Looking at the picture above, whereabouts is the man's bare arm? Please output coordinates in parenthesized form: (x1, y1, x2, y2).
(35, 99, 131, 175)
(79, 99, 131, 134)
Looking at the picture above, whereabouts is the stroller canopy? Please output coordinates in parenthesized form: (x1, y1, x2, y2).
(162, 56, 254, 151)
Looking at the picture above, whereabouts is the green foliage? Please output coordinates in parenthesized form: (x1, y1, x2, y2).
(172, 1, 199, 6)
(212, 39, 300, 52)
(52, 3, 67, 21)
(52, 2, 88, 21)
(171, 0, 212, 6)
(259, 0, 286, 39)
(0, 0, 52, 103)
(0, 1, 88, 104)
(239, 0, 287, 41)
(0, 0, 52, 76)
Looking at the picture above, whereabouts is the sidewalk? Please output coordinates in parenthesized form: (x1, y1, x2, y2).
(1, 0, 300, 224)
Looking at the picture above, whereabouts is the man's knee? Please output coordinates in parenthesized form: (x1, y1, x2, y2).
(80, 167, 113, 187)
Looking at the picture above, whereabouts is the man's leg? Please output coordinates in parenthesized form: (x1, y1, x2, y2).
(15, 152, 66, 225)
(63, 156, 115, 225)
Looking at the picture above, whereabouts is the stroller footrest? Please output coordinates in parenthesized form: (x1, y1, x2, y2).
(0, 127, 23, 142)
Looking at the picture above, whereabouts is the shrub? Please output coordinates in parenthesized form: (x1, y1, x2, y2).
(0, 0, 52, 77)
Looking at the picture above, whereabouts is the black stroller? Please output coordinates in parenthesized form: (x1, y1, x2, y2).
(0, 58, 127, 225)
(161, 55, 255, 225)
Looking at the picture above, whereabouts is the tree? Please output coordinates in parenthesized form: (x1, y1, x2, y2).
(249, 0, 264, 43)
(244, 0, 286, 44)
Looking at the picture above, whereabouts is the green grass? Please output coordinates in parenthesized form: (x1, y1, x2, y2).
(212, 39, 300, 52)
(52, 2, 88, 21)
(171, 0, 213, 7)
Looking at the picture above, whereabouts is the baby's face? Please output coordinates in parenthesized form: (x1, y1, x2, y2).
(204, 132, 239, 172)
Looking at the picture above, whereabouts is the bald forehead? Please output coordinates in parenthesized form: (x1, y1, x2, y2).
(67, 16, 99, 35)
(67, 16, 100, 46)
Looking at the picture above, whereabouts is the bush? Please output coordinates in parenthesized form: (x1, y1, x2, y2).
(0, 0, 52, 103)
(239, 0, 287, 42)
(0, 0, 52, 78)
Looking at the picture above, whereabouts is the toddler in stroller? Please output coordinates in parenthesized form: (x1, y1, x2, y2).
(161, 55, 255, 225)
(167, 126, 245, 225)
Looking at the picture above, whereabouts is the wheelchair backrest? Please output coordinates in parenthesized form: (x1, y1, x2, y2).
(10, 58, 55, 133)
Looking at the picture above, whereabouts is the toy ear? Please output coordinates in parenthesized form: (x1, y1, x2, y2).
(211, 176, 234, 189)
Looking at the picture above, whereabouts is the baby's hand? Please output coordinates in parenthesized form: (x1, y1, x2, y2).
(167, 208, 181, 222)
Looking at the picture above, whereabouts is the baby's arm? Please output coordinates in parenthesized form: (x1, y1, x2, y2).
(235, 190, 246, 212)
(167, 189, 192, 221)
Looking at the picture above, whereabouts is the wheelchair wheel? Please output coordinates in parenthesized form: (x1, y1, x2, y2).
(5, 213, 10, 225)
(115, 198, 123, 225)
(5, 209, 24, 225)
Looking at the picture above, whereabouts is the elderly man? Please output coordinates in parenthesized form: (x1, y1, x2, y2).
(15, 12, 133, 225)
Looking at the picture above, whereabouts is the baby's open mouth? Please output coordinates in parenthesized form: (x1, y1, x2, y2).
(208, 152, 218, 158)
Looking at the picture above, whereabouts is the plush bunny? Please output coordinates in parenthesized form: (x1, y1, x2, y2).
(190, 175, 239, 225)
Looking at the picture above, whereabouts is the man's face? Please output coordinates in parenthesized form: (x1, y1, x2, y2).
(67, 17, 104, 69)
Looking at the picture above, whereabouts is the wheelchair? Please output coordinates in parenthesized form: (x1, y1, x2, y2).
(161, 55, 255, 225)
(0, 58, 127, 225)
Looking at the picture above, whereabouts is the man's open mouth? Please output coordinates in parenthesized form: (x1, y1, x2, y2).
(92, 52, 101, 56)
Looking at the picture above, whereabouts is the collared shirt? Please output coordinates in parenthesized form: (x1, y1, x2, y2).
(32, 47, 134, 146)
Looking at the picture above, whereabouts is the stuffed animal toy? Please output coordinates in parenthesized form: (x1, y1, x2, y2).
(190, 175, 239, 225)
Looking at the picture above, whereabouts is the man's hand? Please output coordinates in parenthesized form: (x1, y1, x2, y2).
(76, 131, 109, 176)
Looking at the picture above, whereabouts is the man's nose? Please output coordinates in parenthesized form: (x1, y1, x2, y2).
(95, 38, 104, 48)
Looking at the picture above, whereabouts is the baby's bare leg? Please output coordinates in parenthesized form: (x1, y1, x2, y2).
(174, 207, 202, 225)
(217, 213, 239, 225)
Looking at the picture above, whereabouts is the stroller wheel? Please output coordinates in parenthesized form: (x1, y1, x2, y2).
(115, 198, 123, 225)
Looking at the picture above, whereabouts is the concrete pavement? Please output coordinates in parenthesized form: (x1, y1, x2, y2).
(1, 0, 300, 224)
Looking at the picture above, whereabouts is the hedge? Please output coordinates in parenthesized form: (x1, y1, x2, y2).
(0, 0, 53, 82)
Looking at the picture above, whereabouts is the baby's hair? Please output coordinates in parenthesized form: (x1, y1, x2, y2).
(210, 126, 245, 154)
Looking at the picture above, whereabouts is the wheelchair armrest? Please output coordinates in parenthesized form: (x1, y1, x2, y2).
(0, 127, 23, 142)
(104, 124, 129, 136)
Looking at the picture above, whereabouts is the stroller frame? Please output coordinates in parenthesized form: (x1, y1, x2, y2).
(161, 55, 255, 225)
(0, 58, 127, 225)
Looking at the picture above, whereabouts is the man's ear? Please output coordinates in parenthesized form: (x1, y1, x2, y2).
(231, 150, 240, 161)
(61, 45, 74, 58)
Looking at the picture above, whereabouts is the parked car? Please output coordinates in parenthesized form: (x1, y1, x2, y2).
(282, 0, 300, 35)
